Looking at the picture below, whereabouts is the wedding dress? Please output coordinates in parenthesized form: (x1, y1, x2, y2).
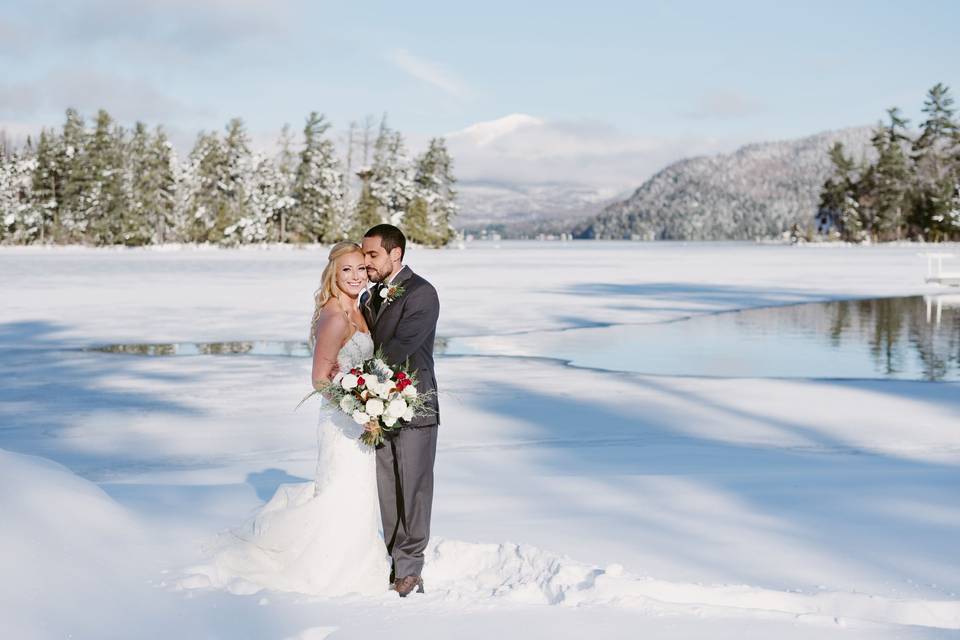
(193, 331, 390, 596)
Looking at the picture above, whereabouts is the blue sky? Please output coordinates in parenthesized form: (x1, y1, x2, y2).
(2, 0, 958, 190)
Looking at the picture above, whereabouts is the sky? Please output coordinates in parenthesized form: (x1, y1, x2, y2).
(2, 0, 958, 193)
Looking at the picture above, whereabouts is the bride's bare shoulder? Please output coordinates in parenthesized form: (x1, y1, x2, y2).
(316, 302, 349, 335)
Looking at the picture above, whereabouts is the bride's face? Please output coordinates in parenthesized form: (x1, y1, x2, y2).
(336, 252, 368, 298)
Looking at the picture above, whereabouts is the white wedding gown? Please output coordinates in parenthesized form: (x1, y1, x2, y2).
(190, 331, 390, 596)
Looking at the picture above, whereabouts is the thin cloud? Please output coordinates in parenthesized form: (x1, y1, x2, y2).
(684, 89, 766, 119)
(447, 114, 746, 190)
(387, 48, 472, 100)
(0, 69, 204, 122)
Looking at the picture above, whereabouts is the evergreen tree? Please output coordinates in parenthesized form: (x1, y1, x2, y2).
(350, 168, 385, 239)
(225, 152, 292, 244)
(291, 112, 345, 242)
(818, 142, 863, 241)
(410, 137, 457, 246)
(86, 110, 132, 244)
(0, 151, 35, 243)
(130, 124, 176, 244)
(58, 108, 90, 242)
(870, 108, 911, 240)
(151, 128, 177, 244)
(187, 130, 226, 242)
(29, 128, 61, 243)
(911, 83, 960, 240)
(275, 124, 297, 243)
(366, 119, 415, 227)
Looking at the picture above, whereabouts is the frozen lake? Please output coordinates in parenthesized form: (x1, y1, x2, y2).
(2, 242, 959, 639)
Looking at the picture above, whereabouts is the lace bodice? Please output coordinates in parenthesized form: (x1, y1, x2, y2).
(337, 331, 373, 372)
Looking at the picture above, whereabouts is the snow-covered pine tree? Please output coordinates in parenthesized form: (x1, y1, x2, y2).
(291, 112, 345, 243)
(817, 142, 863, 241)
(367, 119, 415, 229)
(29, 128, 61, 243)
(225, 151, 292, 244)
(13, 151, 39, 244)
(187, 130, 226, 242)
(0, 150, 36, 243)
(350, 168, 385, 239)
(58, 108, 91, 242)
(86, 110, 133, 244)
(409, 137, 457, 246)
(276, 124, 297, 243)
(912, 83, 960, 240)
(222, 117, 252, 242)
(146, 127, 177, 244)
(870, 108, 911, 241)
(170, 144, 197, 244)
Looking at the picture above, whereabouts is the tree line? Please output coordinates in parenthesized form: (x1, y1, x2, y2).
(818, 83, 960, 242)
(0, 110, 458, 247)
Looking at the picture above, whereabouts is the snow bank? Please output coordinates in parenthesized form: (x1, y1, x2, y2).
(0, 448, 143, 637)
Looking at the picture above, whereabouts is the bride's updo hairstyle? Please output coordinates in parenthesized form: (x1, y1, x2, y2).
(309, 241, 363, 349)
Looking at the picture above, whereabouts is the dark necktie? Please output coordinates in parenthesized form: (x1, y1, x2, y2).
(371, 283, 384, 314)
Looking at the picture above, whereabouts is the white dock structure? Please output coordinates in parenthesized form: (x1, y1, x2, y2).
(921, 252, 960, 286)
(925, 294, 960, 326)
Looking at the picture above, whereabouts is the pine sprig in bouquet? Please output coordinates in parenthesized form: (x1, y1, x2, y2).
(298, 348, 429, 447)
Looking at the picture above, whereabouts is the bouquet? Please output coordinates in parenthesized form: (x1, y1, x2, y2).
(298, 349, 428, 447)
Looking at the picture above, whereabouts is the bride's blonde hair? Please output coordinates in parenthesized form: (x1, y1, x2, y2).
(309, 241, 364, 350)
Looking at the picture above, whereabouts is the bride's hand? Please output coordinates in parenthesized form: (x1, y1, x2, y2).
(364, 420, 379, 433)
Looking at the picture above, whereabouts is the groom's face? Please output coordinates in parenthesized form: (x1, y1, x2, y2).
(362, 236, 399, 284)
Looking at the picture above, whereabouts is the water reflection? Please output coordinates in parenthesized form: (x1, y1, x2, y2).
(730, 295, 960, 381)
(444, 295, 960, 381)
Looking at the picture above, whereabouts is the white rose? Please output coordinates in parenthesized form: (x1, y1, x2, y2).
(352, 410, 370, 425)
(377, 384, 392, 399)
(341, 374, 358, 390)
(402, 407, 415, 421)
(380, 287, 389, 299)
(383, 414, 397, 427)
(332, 372, 344, 386)
(385, 398, 408, 418)
(401, 385, 417, 398)
(365, 398, 385, 417)
(339, 395, 355, 413)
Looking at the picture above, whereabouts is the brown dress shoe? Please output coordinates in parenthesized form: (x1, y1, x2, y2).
(394, 575, 424, 597)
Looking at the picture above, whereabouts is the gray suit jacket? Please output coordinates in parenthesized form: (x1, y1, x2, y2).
(361, 265, 440, 427)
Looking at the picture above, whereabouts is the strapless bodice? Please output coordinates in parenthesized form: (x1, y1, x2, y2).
(337, 331, 373, 372)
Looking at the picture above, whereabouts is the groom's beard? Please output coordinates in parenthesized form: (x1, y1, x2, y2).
(366, 264, 394, 284)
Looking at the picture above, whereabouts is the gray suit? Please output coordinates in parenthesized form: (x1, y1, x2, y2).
(361, 265, 440, 580)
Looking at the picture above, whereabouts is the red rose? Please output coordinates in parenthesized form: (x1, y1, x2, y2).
(350, 368, 360, 375)
(357, 377, 366, 386)
(396, 372, 407, 380)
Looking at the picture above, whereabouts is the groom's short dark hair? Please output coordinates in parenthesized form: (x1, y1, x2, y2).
(365, 224, 406, 260)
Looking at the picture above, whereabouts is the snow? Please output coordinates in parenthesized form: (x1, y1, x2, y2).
(1, 241, 959, 639)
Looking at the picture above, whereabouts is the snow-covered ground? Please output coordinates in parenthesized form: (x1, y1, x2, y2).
(1, 241, 959, 639)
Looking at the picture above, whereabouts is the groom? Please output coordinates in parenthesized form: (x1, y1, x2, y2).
(360, 223, 440, 598)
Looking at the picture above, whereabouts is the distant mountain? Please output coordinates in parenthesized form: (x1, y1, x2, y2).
(573, 127, 875, 240)
(455, 181, 623, 235)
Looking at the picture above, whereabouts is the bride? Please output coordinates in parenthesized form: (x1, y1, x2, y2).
(193, 242, 390, 596)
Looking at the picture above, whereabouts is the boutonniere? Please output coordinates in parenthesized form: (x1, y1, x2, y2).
(379, 282, 406, 307)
